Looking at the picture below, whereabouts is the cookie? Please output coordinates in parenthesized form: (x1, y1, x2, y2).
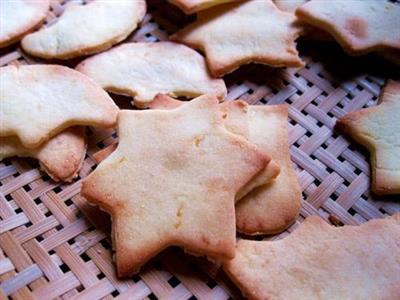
(76, 42, 226, 108)
(149, 95, 281, 201)
(220, 101, 282, 200)
(223, 214, 400, 300)
(0, 127, 86, 182)
(21, 0, 146, 59)
(296, 0, 400, 55)
(81, 95, 269, 277)
(0, 0, 49, 48)
(235, 104, 302, 235)
(0, 64, 118, 149)
(171, 0, 304, 77)
(274, 0, 333, 42)
(149, 96, 300, 234)
(336, 80, 400, 195)
(168, 0, 234, 14)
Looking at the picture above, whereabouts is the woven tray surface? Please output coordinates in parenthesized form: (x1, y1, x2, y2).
(1, 0, 399, 299)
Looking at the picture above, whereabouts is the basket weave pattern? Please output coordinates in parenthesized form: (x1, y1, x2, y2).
(0, 1, 399, 299)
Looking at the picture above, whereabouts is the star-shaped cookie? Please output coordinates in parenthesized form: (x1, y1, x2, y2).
(81, 95, 269, 276)
(171, 0, 304, 77)
(150, 96, 301, 234)
(296, 0, 400, 55)
(148, 95, 281, 201)
(223, 214, 400, 300)
(336, 80, 400, 195)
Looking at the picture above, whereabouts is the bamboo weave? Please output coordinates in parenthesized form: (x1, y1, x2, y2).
(0, 1, 399, 299)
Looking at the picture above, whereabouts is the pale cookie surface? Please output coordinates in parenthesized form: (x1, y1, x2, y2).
(221, 101, 281, 200)
(168, 0, 235, 14)
(235, 104, 301, 234)
(0, 127, 86, 182)
(224, 214, 400, 300)
(296, 0, 400, 55)
(149, 96, 297, 234)
(336, 80, 400, 195)
(274, 0, 307, 13)
(0, 0, 49, 48)
(171, 0, 304, 77)
(274, 0, 333, 42)
(76, 42, 226, 108)
(148, 95, 281, 201)
(21, 0, 146, 59)
(0, 65, 118, 149)
(81, 96, 269, 277)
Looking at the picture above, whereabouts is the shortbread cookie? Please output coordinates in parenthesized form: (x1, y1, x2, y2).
(0, 127, 86, 182)
(236, 104, 302, 234)
(296, 0, 400, 55)
(274, 0, 333, 42)
(171, 0, 304, 77)
(0, 0, 49, 48)
(0, 65, 118, 149)
(76, 42, 226, 108)
(222, 101, 282, 200)
(150, 95, 281, 201)
(169, 0, 234, 14)
(21, 0, 146, 59)
(81, 96, 269, 277)
(336, 80, 400, 195)
(223, 214, 400, 300)
(150, 96, 300, 234)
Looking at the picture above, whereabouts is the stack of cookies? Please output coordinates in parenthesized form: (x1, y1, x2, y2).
(81, 93, 303, 277)
(1, 0, 399, 299)
(0, 65, 118, 182)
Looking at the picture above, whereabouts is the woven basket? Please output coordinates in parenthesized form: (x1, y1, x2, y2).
(1, 1, 399, 299)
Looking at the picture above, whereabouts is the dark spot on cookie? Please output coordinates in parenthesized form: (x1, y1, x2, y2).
(345, 17, 367, 38)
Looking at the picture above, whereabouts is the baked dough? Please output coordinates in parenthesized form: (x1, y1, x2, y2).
(296, 0, 400, 55)
(82, 95, 269, 277)
(0, 127, 86, 182)
(224, 214, 400, 300)
(171, 0, 304, 77)
(76, 42, 226, 108)
(21, 0, 146, 59)
(336, 80, 400, 194)
(0, 0, 49, 48)
(0, 64, 118, 148)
